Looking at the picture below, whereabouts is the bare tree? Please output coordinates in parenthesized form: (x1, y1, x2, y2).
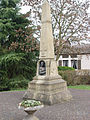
(50, 0, 90, 60)
(21, 0, 90, 60)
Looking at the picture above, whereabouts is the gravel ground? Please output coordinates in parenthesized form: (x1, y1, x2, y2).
(0, 88, 90, 120)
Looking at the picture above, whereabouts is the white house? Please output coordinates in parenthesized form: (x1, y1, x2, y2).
(58, 44, 90, 70)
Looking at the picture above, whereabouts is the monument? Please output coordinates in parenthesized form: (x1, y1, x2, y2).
(24, 0, 72, 105)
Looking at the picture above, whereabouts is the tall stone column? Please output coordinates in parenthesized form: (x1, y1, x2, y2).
(24, 0, 72, 105)
(37, 0, 58, 77)
(40, 0, 54, 59)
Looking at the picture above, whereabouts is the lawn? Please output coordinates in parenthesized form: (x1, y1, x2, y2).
(0, 89, 26, 92)
(9, 85, 90, 91)
(68, 85, 90, 90)
(1, 85, 90, 92)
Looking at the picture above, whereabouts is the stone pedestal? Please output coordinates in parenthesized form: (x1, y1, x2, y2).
(24, 75, 71, 105)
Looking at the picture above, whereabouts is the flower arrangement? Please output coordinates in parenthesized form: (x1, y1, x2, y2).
(19, 100, 42, 108)
(18, 100, 44, 120)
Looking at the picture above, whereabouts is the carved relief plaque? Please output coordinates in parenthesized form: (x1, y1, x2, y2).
(39, 60, 46, 75)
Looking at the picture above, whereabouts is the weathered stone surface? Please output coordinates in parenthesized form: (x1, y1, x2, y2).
(25, 90, 71, 105)
(36, 60, 58, 76)
(22, 105, 44, 120)
(24, 0, 72, 105)
(24, 75, 72, 105)
(40, 0, 54, 59)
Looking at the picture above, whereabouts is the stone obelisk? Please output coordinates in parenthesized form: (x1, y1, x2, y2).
(24, 0, 72, 105)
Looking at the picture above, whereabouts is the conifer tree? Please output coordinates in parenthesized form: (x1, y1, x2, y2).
(0, 0, 29, 48)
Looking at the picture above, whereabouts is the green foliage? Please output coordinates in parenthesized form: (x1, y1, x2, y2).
(0, 52, 37, 91)
(68, 85, 90, 90)
(22, 52, 37, 79)
(0, 0, 38, 91)
(59, 70, 90, 86)
(0, 70, 10, 91)
(58, 66, 75, 71)
(20, 100, 42, 107)
(9, 75, 29, 90)
(0, 53, 25, 78)
(0, 0, 29, 47)
(0, 0, 20, 8)
(0, 47, 9, 55)
(0, 52, 36, 78)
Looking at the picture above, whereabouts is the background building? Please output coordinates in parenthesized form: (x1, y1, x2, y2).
(58, 44, 90, 70)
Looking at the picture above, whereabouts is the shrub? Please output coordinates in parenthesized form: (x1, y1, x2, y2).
(0, 52, 36, 79)
(0, 70, 10, 91)
(0, 52, 37, 91)
(58, 66, 75, 71)
(59, 70, 90, 86)
(9, 75, 29, 90)
(23, 52, 36, 80)
(0, 53, 25, 78)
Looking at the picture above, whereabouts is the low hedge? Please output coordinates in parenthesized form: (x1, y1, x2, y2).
(58, 66, 75, 71)
(59, 70, 90, 86)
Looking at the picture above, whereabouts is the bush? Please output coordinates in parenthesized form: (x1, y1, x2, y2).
(9, 75, 29, 90)
(0, 52, 36, 79)
(23, 52, 36, 80)
(59, 70, 90, 86)
(0, 52, 37, 91)
(0, 53, 25, 78)
(58, 66, 75, 71)
(0, 70, 10, 91)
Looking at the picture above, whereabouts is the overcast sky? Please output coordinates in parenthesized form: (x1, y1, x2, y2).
(20, 6, 30, 14)
(20, 0, 90, 14)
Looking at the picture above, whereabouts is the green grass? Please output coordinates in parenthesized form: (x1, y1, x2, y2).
(1, 85, 90, 92)
(68, 85, 90, 90)
(0, 88, 26, 92)
(10, 89, 26, 91)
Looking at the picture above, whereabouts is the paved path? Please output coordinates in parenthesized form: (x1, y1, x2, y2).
(0, 89, 90, 120)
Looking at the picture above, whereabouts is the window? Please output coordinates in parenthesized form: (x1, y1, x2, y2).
(71, 60, 78, 69)
(63, 60, 68, 67)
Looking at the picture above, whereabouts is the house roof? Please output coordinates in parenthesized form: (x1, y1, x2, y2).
(60, 44, 90, 55)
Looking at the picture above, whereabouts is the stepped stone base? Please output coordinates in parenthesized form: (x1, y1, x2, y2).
(23, 75, 72, 105)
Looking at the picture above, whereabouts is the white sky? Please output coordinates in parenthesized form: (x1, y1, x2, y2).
(20, 0, 90, 14)
(20, 0, 90, 43)
(20, 6, 31, 14)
